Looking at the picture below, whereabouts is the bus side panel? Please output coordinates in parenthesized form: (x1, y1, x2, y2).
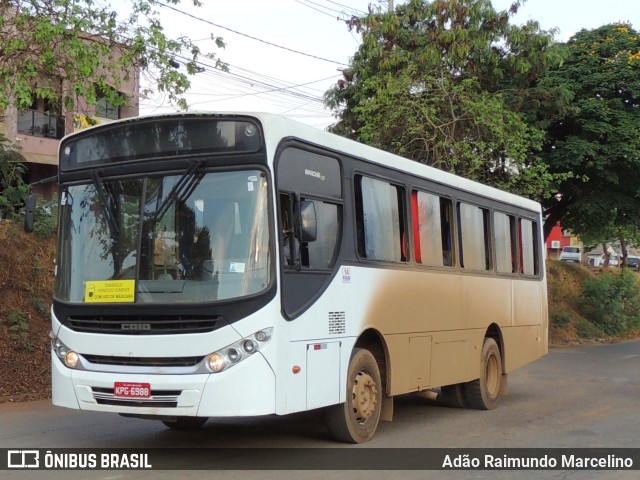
(513, 280, 543, 327)
(504, 281, 548, 372)
(306, 341, 341, 410)
(365, 270, 462, 334)
(385, 334, 432, 395)
(461, 275, 512, 328)
(429, 329, 485, 388)
(501, 325, 546, 373)
(363, 269, 461, 396)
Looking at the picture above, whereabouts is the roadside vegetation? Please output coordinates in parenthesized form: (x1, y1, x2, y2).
(548, 261, 640, 345)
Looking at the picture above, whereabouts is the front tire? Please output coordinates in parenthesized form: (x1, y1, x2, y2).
(463, 337, 502, 410)
(326, 348, 382, 443)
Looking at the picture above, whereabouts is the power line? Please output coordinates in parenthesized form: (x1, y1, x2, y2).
(147, 51, 337, 114)
(294, 0, 345, 19)
(188, 73, 338, 104)
(324, 0, 368, 15)
(156, 2, 349, 66)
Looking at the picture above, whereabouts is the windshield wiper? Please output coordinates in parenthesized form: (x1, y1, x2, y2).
(150, 160, 204, 223)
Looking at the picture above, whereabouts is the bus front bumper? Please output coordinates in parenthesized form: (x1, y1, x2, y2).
(51, 350, 276, 417)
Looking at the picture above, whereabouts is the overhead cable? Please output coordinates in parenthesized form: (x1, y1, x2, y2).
(156, 2, 349, 66)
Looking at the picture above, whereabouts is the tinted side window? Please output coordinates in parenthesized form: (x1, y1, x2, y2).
(304, 199, 340, 269)
(413, 190, 453, 267)
(494, 212, 516, 274)
(355, 175, 406, 262)
(277, 148, 342, 272)
(457, 202, 490, 271)
(519, 218, 540, 276)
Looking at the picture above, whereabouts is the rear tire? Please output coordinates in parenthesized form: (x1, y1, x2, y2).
(463, 337, 502, 410)
(326, 348, 382, 443)
(162, 416, 208, 430)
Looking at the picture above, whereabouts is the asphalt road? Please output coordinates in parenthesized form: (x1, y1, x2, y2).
(1, 340, 639, 479)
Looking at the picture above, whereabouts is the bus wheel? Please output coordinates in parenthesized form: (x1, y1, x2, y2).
(326, 348, 382, 443)
(162, 416, 208, 430)
(464, 337, 502, 410)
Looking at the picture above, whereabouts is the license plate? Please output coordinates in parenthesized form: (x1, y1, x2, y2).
(114, 382, 151, 398)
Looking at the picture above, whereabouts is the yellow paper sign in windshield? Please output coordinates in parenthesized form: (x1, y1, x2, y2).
(84, 280, 135, 303)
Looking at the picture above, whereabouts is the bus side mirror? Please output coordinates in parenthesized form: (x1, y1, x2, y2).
(299, 200, 317, 242)
(24, 193, 37, 233)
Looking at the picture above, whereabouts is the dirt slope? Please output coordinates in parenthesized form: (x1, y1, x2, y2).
(0, 220, 55, 402)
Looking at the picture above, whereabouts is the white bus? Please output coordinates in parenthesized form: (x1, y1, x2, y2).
(50, 112, 548, 443)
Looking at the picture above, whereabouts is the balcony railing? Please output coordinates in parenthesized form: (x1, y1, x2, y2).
(18, 110, 65, 139)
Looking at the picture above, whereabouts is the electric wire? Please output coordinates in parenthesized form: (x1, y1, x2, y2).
(156, 1, 349, 66)
(294, 0, 345, 19)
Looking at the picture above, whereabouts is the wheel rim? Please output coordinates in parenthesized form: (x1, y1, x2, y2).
(352, 371, 378, 424)
(485, 353, 500, 397)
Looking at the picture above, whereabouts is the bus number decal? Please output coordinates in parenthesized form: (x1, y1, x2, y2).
(342, 267, 351, 283)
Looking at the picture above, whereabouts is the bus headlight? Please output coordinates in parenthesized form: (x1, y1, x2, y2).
(206, 328, 273, 373)
(51, 333, 80, 369)
(208, 353, 226, 373)
(65, 351, 80, 368)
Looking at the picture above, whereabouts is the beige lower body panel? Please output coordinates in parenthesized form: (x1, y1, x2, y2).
(384, 325, 545, 396)
(501, 325, 547, 373)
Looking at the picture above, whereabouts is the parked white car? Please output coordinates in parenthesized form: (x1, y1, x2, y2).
(559, 246, 582, 263)
(589, 254, 619, 267)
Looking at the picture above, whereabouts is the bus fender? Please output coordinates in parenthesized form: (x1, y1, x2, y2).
(381, 393, 393, 421)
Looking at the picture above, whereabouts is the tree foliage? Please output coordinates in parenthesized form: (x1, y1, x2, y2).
(0, 0, 226, 113)
(0, 132, 27, 219)
(583, 270, 640, 336)
(325, 0, 565, 197)
(540, 24, 640, 241)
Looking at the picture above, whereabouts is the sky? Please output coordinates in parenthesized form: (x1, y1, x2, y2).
(139, 0, 640, 130)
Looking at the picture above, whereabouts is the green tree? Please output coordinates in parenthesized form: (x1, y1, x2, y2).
(0, 0, 225, 116)
(540, 24, 640, 241)
(0, 132, 27, 220)
(325, 0, 564, 197)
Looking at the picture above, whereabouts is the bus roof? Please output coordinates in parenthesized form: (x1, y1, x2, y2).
(66, 111, 542, 213)
(250, 112, 542, 213)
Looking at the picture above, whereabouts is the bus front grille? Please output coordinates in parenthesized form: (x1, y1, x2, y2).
(66, 315, 224, 335)
(92, 387, 180, 408)
(82, 354, 204, 367)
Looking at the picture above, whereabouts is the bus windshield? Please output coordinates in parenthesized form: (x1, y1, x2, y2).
(55, 169, 271, 304)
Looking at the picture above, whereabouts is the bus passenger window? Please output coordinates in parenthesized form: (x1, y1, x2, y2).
(413, 191, 453, 267)
(356, 176, 405, 262)
(494, 212, 516, 274)
(440, 199, 453, 266)
(457, 202, 490, 271)
(519, 218, 539, 276)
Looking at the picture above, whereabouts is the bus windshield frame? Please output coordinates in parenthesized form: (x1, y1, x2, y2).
(55, 166, 272, 305)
